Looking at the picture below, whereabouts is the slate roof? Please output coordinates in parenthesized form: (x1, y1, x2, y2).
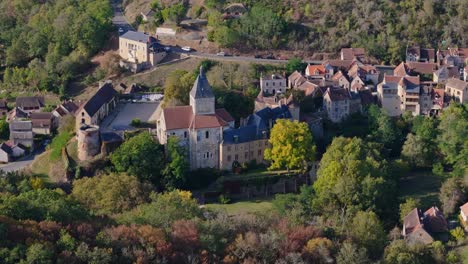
(62, 101, 78, 115)
(101, 131, 124, 143)
(246, 105, 292, 138)
(190, 67, 214, 99)
(0, 143, 12, 154)
(423, 206, 448, 233)
(325, 87, 351, 101)
(223, 125, 259, 144)
(10, 120, 32, 130)
(82, 82, 117, 117)
(16, 96, 45, 109)
(262, 73, 285, 80)
(446, 78, 468, 91)
(120, 31, 153, 43)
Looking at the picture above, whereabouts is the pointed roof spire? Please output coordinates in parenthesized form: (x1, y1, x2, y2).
(190, 66, 214, 99)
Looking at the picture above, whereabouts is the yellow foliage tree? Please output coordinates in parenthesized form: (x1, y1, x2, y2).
(264, 119, 315, 172)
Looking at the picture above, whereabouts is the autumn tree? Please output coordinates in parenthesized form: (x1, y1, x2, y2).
(264, 119, 315, 172)
(72, 174, 151, 216)
(439, 177, 465, 215)
(111, 132, 165, 185)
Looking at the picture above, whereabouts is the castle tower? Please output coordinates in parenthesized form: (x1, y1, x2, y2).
(77, 125, 101, 161)
(189, 66, 215, 115)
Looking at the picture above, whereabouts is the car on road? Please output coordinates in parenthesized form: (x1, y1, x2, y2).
(266, 54, 275, 59)
(216, 52, 226, 56)
(118, 27, 124, 34)
(254, 54, 262, 59)
(182, 46, 192, 52)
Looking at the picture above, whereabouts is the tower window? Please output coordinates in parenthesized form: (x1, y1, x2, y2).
(205, 131, 209, 139)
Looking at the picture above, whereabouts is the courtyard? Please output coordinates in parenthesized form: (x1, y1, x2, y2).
(101, 102, 160, 131)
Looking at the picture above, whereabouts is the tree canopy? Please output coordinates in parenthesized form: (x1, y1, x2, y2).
(264, 119, 315, 171)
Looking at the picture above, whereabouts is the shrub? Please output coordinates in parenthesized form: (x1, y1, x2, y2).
(131, 118, 142, 127)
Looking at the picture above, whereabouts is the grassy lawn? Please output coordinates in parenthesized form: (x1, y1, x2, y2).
(398, 170, 442, 209)
(205, 199, 273, 216)
(455, 237, 468, 264)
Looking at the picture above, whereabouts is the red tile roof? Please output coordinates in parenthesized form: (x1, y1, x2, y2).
(307, 65, 326, 75)
(407, 62, 437, 75)
(341, 48, 366, 60)
(394, 62, 410, 76)
(296, 81, 319, 96)
(215, 108, 234, 123)
(162, 105, 193, 130)
(325, 59, 356, 69)
(423, 206, 448, 233)
(190, 114, 228, 129)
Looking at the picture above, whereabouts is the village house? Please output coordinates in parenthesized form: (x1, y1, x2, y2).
(15, 96, 44, 116)
(157, 67, 235, 170)
(9, 119, 34, 150)
(119, 30, 167, 72)
(445, 77, 468, 103)
(0, 99, 8, 118)
(437, 48, 468, 68)
(331, 71, 350, 89)
(31, 112, 55, 135)
(53, 100, 78, 120)
(305, 64, 334, 80)
(340, 48, 366, 61)
(260, 74, 287, 94)
(419, 84, 445, 116)
(295, 81, 321, 97)
(75, 81, 118, 131)
(347, 64, 380, 85)
(0, 141, 26, 163)
(350, 76, 366, 92)
(323, 87, 354, 123)
(433, 65, 461, 83)
(402, 207, 448, 245)
(377, 75, 421, 116)
(288, 70, 307, 89)
(406, 46, 436, 63)
(141, 8, 155, 22)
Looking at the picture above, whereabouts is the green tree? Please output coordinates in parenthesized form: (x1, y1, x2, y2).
(161, 4, 187, 25)
(439, 177, 465, 215)
(24, 243, 53, 264)
(349, 211, 387, 258)
(264, 119, 315, 172)
(0, 118, 10, 140)
(72, 174, 151, 216)
(111, 132, 165, 185)
(437, 103, 467, 176)
(162, 136, 189, 190)
(285, 58, 307, 74)
(367, 105, 403, 156)
(313, 137, 395, 217)
(399, 198, 420, 223)
(117, 190, 202, 229)
(336, 241, 370, 264)
(57, 229, 77, 252)
(384, 240, 434, 264)
(163, 70, 196, 106)
(0, 189, 88, 222)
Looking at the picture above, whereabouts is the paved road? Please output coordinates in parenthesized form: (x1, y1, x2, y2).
(111, 0, 134, 33)
(0, 145, 46, 173)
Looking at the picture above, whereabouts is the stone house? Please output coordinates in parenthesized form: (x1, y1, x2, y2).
(433, 66, 460, 84)
(347, 64, 380, 85)
(331, 71, 350, 89)
(350, 76, 365, 92)
(9, 119, 34, 149)
(15, 96, 44, 115)
(445, 77, 468, 103)
(260, 74, 287, 95)
(31, 112, 55, 135)
(403, 207, 448, 245)
(323, 87, 352, 123)
(437, 48, 468, 67)
(141, 8, 155, 22)
(0, 141, 26, 163)
(119, 31, 167, 72)
(377, 75, 421, 116)
(406, 46, 436, 63)
(75, 81, 117, 131)
(53, 101, 78, 119)
(340, 48, 366, 61)
(305, 64, 333, 80)
(288, 71, 307, 89)
(219, 125, 269, 170)
(157, 67, 235, 170)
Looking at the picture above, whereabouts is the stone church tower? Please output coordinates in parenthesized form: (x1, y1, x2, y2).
(190, 66, 215, 114)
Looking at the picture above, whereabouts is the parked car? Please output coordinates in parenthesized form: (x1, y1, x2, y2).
(118, 27, 124, 34)
(164, 46, 171, 52)
(266, 54, 275, 59)
(182, 46, 192, 52)
(254, 54, 262, 59)
(216, 52, 225, 56)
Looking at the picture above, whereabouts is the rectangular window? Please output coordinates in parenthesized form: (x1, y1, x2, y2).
(258, 150, 262, 156)
(205, 131, 209, 139)
(227, 155, 231, 162)
(184, 131, 187, 138)
(206, 152, 209, 159)
(227, 146, 231, 152)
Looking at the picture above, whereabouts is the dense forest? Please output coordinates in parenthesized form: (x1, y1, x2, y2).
(201, 0, 468, 63)
(0, 0, 113, 96)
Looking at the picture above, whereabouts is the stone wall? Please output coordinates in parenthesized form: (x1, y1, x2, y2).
(77, 125, 101, 161)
